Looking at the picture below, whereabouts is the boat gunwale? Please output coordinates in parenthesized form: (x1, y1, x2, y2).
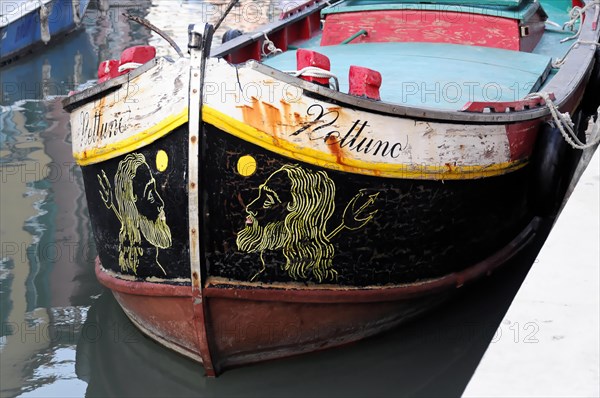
(61, 0, 333, 111)
(62, 57, 158, 112)
(61, 0, 600, 124)
(210, 0, 335, 58)
(248, 2, 599, 124)
(247, 59, 554, 124)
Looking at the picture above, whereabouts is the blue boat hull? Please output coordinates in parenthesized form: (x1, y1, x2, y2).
(0, 0, 90, 64)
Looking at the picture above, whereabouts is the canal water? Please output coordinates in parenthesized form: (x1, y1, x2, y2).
(0, 1, 592, 397)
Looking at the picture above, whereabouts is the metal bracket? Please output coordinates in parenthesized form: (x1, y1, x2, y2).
(187, 22, 217, 376)
(188, 21, 213, 301)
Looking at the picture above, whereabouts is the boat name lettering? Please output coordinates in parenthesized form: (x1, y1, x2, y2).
(79, 110, 127, 145)
(291, 104, 405, 159)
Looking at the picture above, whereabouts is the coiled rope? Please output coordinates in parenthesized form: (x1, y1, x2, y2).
(552, 40, 600, 68)
(118, 62, 143, 73)
(527, 92, 600, 150)
(560, 0, 600, 43)
(261, 32, 283, 57)
(546, 0, 600, 68)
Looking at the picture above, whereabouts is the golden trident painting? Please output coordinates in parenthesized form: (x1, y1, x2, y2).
(97, 153, 172, 275)
(236, 163, 379, 283)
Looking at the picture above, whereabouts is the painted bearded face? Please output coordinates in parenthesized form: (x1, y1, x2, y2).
(236, 170, 292, 253)
(236, 164, 339, 282)
(131, 164, 171, 249)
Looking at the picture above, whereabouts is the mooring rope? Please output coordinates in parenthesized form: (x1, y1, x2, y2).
(552, 40, 600, 68)
(560, 0, 600, 43)
(527, 92, 600, 150)
(261, 32, 283, 57)
(118, 62, 143, 73)
(546, 0, 600, 68)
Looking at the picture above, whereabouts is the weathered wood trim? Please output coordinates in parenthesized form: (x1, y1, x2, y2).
(201, 104, 526, 180)
(62, 58, 158, 111)
(68, 57, 188, 165)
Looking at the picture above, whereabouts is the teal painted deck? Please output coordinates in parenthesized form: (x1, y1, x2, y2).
(534, 0, 576, 59)
(532, 0, 578, 82)
(264, 42, 552, 110)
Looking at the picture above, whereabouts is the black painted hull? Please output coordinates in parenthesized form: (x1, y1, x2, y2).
(82, 120, 535, 286)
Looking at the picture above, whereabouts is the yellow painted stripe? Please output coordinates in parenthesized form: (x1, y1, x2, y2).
(202, 106, 527, 180)
(75, 105, 526, 180)
(74, 109, 188, 166)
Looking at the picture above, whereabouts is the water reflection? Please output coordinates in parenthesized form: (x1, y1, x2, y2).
(1, 1, 289, 395)
(15, 306, 90, 398)
(0, 97, 101, 397)
(143, 0, 285, 54)
(0, 31, 96, 106)
(83, 0, 153, 63)
(0, 1, 162, 392)
(1, 101, 57, 396)
(76, 222, 553, 398)
(76, 291, 205, 397)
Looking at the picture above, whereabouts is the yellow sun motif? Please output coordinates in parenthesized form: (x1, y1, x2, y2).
(237, 155, 257, 177)
(156, 150, 168, 172)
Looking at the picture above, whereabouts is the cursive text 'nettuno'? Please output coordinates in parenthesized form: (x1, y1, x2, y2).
(291, 104, 406, 159)
(79, 111, 126, 145)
